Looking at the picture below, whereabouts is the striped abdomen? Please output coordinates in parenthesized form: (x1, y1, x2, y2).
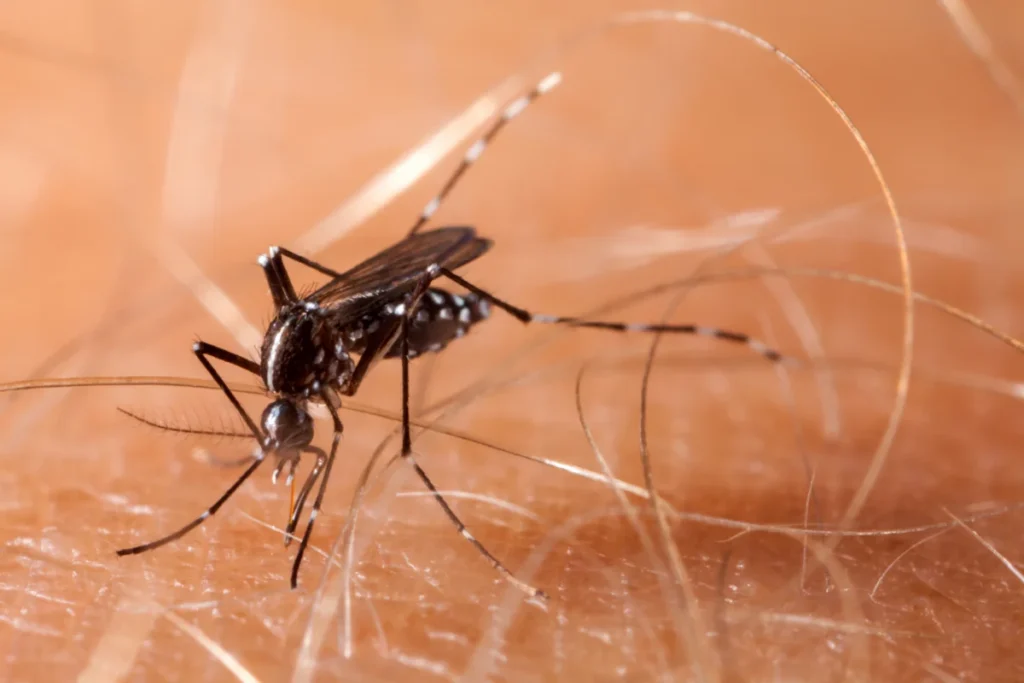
(342, 288, 491, 360)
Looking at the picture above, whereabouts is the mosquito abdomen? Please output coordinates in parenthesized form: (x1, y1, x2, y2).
(384, 288, 490, 359)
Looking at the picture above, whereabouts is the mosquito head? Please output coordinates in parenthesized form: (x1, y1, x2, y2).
(260, 398, 314, 452)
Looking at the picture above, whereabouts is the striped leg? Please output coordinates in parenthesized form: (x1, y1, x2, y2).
(116, 342, 267, 557)
(397, 312, 547, 600)
(289, 395, 342, 589)
(442, 269, 786, 362)
(283, 446, 327, 547)
(115, 456, 265, 557)
(407, 71, 563, 237)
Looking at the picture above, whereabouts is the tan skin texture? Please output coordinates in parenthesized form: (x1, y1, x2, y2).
(2, 2, 1024, 681)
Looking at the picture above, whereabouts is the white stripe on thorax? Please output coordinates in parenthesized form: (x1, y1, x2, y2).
(264, 322, 290, 392)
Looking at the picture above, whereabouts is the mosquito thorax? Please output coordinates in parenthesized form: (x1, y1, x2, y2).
(260, 302, 355, 397)
(260, 399, 314, 451)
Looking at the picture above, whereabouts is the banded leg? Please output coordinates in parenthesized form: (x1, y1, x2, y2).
(285, 257, 469, 585)
(442, 269, 786, 362)
(283, 446, 328, 547)
(289, 394, 343, 589)
(407, 71, 563, 237)
(397, 314, 546, 600)
(116, 341, 266, 556)
(267, 246, 345, 280)
(116, 456, 265, 556)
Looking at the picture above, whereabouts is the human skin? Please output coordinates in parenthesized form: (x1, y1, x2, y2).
(1, 2, 1023, 681)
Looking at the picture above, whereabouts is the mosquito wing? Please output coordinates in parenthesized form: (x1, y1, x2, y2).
(309, 226, 492, 321)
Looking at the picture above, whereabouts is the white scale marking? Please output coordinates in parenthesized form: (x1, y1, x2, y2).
(428, 291, 445, 305)
(464, 139, 486, 163)
(264, 324, 290, 392)
(503, 96, 529, 121)
(438, 308, 453, 320)
(748, 339, 769, 354)
(458, 308, 471, 323)
(421, 197, 440, 220)
(537, 71, 562, 94)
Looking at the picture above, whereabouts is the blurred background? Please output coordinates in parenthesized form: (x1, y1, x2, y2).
(1, 1, 1023, 681)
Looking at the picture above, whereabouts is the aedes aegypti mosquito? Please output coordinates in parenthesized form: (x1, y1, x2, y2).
(114, 71, 785, 599)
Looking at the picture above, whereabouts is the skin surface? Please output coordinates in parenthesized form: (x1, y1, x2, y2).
(1, 1, 1023, 681)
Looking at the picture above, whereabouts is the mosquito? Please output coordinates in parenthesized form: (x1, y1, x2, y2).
(114, 70, 786, 599)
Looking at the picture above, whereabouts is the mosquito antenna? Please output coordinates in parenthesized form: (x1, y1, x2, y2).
(407, 71, 563, 237)
(116, 406, 254, 440)
(0, 375, 260, 394)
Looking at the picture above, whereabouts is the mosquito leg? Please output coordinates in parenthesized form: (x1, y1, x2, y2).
(441, 269, 786, 362)
(270, 246, 345, 279)
(290, 398, 343, 589)
(191, 342, 263, 439)
(406, 71, 563, 237)
(258, 249, 298, 308)
(283, 446, 327, 547)
(337, 268, 443, 398)
(396, 315, 546, 600)
(116, 454, 266, 556)
(337, 319, 402, 398)
(116, 342, 267, 557)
